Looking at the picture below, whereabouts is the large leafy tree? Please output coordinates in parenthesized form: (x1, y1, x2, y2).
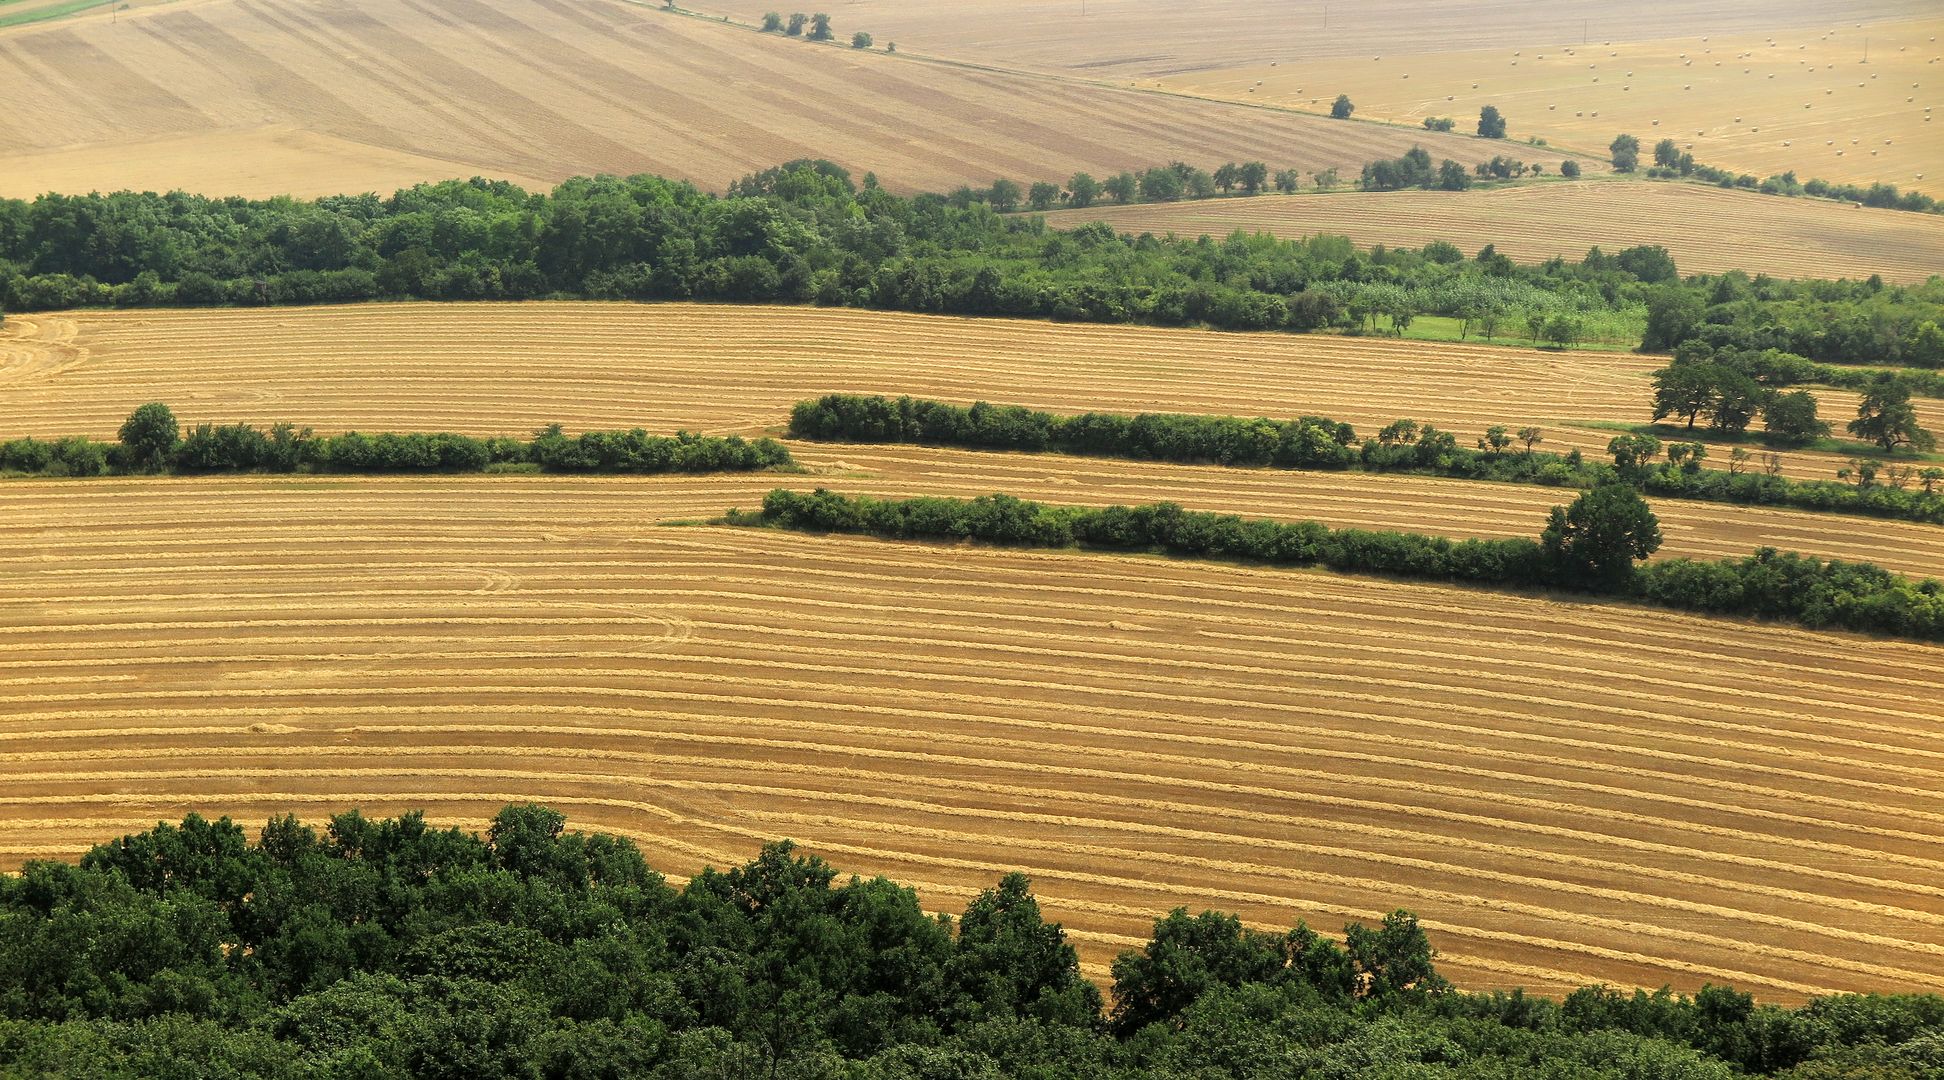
(1850, 374, 1937, 451)
(1542, 484, 1663, 586)
(117, 401, 178, 470)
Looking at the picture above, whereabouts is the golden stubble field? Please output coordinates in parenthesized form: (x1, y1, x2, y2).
(1162, 16, 1943, 188)
(2, 475, 1942, 1000)
(5, 300, 1943, 1000)
(678, 0, 1932, 80)
(4, 302, 1936, 485)
(1039, 181, 1944, 284)
(0, 0, 1503, 199)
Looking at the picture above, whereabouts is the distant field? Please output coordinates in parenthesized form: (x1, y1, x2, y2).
(4, 302, 1934, 485)
(3, 475, 1941, 1000)
(0, 0, 1505, 199)
(1039, 181, 1944, 283)
(678, 0, 1931, 80)
(1163, 16, 1942, 189)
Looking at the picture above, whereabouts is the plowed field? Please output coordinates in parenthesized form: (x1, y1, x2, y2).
(0, 0, 1500, 199)
(3, 476, 1942, 1000)
(1040, 182, 1944, 284)
(4, 302, 1935, 483)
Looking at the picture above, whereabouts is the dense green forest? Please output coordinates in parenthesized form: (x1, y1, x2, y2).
(739, 487, 1944, 640)
(2, 161, 1939, 367)
(1, 807, 1939, 1078)
(789, 395, 1944, 524)
(0, 403, 792, 477)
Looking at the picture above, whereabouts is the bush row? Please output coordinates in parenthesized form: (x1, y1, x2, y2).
(787, 395, 1944, 523)
(740, 488, 1944, 641)
(0, 421, 791, 476)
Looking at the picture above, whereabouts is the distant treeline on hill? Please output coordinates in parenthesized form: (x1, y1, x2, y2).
(740, 487, 1944, 641)
(1, 805, 1940, 1077)
(0, 403, 791, 476)
(2, 160, 1940, 366)
(789, 395, 1944, 524)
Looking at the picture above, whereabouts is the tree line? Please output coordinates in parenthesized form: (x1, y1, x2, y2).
(2, 160, 1938, 361)
(1609, 134, 1941, 215)
(788, 395, 1944, 524)
(2, 806, 1938, 1077)
(742, 487, 1944, 640)
(0, 403, 791, 476)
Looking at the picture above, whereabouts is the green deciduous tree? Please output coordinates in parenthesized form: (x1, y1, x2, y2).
(807, 12, 832, 39)
(761, 11, 782, 31)
(785, 11, 805, 34)
(1610, 133, 1640, 172)
(1541, 484, 1662, 586)
(118, 402, 179, 470)
(1560, 159, 1581, 178)
(1652, 363, 1720, 429)
(850, 30, 872, 48)
(1066, 172, 1099, 208)
(1330, 93, 1354, 119)
(1026, 181, 1061, 211)
(1761, 390, 1829, 446)
(987, 178, 1021, 212)
(1850, 375, 1937, 451)
(1476, 105, 1507, 138)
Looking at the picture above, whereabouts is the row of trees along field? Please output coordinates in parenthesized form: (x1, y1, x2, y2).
(745, 487, 1944, 639)
(1608, 134, 1942, 215)
(0, 403, 792, 476)
(789, 395, 1944, 524)
(2, 805, 1940, 1078)
(3, 160, 1937, 365)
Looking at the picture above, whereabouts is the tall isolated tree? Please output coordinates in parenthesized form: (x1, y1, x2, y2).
(1542, 484, 1663, 587)
(119, 402, 179, 470)
(1763, 390, 1830, 447)
(1850, 375, 1937, 451)
(1651, 363, 1720, 429)
(1610, 133, 1640, 172)
(1476, 104, 1507, 138)
(1330, 94, 1354, 119)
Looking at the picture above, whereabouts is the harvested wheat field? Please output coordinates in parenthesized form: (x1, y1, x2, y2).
(1040, 181, 1944, 284)
(0, 0, 1503, 199)
(679, 0, 1929, 81)
(4, 302, 1934, 484)
(1, 475, 1941, 999)
(1165, 16, 1944, 188)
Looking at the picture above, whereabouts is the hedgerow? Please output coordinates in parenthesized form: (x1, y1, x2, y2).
(738, 488, 1944, 640)
(788, 394, 1944, 524)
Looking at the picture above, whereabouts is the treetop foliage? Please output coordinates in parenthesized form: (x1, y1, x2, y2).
(5, 808, 1941, 1076)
